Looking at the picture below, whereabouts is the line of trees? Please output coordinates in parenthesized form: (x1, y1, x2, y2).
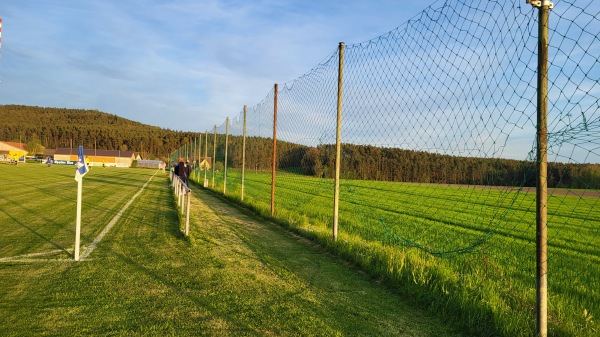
(0, 105, 201, 160)
(218, 137, 600, 189)
(3, 104, 598, 189)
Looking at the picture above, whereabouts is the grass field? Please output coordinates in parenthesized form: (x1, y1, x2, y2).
(0, 164, 462, 336)
(209, 168, 599, 336)
(0, 164, 157, 261)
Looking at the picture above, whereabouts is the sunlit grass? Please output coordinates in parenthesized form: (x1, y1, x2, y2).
(0, 164, 461, 336)
(210, 168, 599, 336)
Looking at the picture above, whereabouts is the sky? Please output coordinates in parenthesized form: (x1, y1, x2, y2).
(0, 0, 429, 132)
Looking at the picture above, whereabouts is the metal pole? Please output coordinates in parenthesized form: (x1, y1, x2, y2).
(271, 84, 278, 217)
(224, 117, 229, 195)
(241, 105, 247, 201)
(185, 190, 191, 236)
(178, 181, 182, 208)
(527, 1, 552, 336)
(212, 125, 217, 188)
(179, 181, 184, 210)
(74, 180, 82, 261)
(333, 42, 344, 241)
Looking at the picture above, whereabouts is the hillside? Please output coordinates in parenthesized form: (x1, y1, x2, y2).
(0, 105, 199, 160)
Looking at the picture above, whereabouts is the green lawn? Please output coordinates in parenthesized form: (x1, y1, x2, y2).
(209, 168, 599, 336)
(0, 164, 461, 336)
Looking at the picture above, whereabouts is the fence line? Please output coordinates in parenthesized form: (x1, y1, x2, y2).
(171, 1, 599, 335)
(169, 170, 192, 236)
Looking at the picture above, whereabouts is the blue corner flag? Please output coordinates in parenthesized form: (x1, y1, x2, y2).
(74, 145, 89, 182)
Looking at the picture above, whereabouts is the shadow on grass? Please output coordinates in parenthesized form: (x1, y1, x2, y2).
(194, 183, 501, 336)
(110, 249, 277, 335)
(0, 206, 71, 258)
(101, 187, 267, 335)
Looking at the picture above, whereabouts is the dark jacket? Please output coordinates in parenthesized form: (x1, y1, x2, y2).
(177, 162, 186, 179)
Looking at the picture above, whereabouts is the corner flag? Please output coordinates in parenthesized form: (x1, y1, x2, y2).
(74, 145, 89, 182)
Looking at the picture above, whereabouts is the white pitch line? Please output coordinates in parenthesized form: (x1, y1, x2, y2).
(79, 171, 157, 260)
(0, 258, 75, 263)
(0, 249, 70, 262)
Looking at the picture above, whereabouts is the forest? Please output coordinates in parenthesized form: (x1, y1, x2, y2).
(0, 105, 200, 160)
(2, 104, 598, 189)
(220, 136, 600, 189)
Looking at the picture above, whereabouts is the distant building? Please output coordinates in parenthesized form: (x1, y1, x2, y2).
(137, 159, 165, 169)
(199, 158, 212, 170)
(53, 148, 139, 168)
(42, 148, 56, 159)
(0, 141, 27, 162)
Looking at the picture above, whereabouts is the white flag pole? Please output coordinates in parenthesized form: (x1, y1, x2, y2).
(75, 175, 82, 261)
(74, 145, 87, 262)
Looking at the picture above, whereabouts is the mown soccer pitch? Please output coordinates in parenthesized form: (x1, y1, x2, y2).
(1, 164, 467, 337)
(216, 169, 599, 336)
(0, 164, 159, 261)
(2, 163, 597, 335)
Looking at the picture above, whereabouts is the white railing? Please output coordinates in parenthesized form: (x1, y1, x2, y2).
(170, 171, 191, 236)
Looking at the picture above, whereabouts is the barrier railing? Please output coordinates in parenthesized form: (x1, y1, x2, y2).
(169, 171, 191, 236)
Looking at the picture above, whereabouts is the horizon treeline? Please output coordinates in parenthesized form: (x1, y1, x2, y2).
(219, 135, 600, 189)
(2, 104, 598, 189)
(0, 105, 201, 160)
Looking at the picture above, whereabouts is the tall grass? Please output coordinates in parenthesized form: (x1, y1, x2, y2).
(209, 169, 599, 336)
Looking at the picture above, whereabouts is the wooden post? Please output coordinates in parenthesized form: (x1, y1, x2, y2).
(197, 136, 201, 183)
(204, 130, 208, 186)
(271, 84, 278, 217)
(224, 117, 229, 195)
(192, 138, 196, 182)
(333, 42, 344, 241)
(212, 125, 217, 188)
(198, 135, 202, 179)
(535, 2, 551, 336)
(242, 105, 247, 201)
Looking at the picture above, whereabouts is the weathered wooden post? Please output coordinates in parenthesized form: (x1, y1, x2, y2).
(527, 1, 552, 336)
(333, 42, 344, 241)
(212, 125, 217, 188)
(242, 105, 247, 201)
(224, 117, 229, 195)
(271, 84, 278, 217)
(204, 130, 208, 187)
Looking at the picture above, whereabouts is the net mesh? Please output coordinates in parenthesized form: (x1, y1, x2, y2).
(172, 1, 599, 335)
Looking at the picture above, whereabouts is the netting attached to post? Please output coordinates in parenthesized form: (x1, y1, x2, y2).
(172, 1, 599, 335)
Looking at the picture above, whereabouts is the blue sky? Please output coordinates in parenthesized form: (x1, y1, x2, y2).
(0, 0, 428, 132)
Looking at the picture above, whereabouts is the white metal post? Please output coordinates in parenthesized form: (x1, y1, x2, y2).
(74, 179, 82, 261)
(185, 190, 191, 236)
